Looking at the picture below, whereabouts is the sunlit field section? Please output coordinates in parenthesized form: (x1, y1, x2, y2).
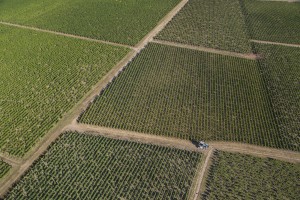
(156, 0, 252, 53)
(0, 0, 180, 45)
(241, 0, 300, 44)
(79, 43, 286, 149)
(5, 132, 202, 199)
(201, 151, 300, 199)
(255, 43, 300, 151)
(0, 25, 129, 156)
(0, 160, 11, 179)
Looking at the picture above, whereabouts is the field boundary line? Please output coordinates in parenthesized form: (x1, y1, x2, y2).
(192, 148, 213, 200)
(0, 21, 135, 50)
(134, 0, 189, 49)
(0, 154, 21, 167)
(66, 123, 199, 152)
(153, 39, 259, 60)
(251, 39, 300, 48)
(210, 142, 300, 163)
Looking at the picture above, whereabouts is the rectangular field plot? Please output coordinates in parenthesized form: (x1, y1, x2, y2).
(201, 151, 300, 199)
(0, 25, 129, 156)
(242, 0, 300, 44)
(255, 44, 300, 151)
(0, 160, 11, 179)
(79, 43, 286, 149)
(5, 132, 202, 199)
(156, 0, 252, 53)
(0, 0, 180, 45)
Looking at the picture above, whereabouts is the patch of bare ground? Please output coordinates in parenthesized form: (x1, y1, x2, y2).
(251, 39, 300, 48)
(152, 39, 259, 60)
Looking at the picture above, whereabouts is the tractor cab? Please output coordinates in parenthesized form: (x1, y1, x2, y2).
(197, 141, 209, 149)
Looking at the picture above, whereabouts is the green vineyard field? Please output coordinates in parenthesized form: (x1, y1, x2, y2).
(0, 25, 129, 156)
(255, 43, 300, 151)
(5, 132, 202, 199)
(156, 0, 252, 53)
(0, 0, 180, 45)
(202, 151, 300, 199)
(242, 0, 300, 44)
(78, 43, 290, 149)
(0, 160, 11, 179)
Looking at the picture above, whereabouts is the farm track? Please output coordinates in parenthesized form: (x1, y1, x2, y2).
(68, 123, 300, 164)
(251, 39, 300, 48)
(0, 21, 135, 50)
(153, 39, 259, 60)
(192, 148, 213, 200)
(0, 0, 189, 197)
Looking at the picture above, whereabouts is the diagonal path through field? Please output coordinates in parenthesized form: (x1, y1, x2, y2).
(251, 39, 300, 48)
(152, 39, 259, 60)
(0, 21, 135, 50)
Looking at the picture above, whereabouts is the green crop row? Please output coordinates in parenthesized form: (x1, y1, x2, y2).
(0, 160, 11, 179)
(201, 151, 300, 199)
(5, 132, 201, 199)
(78, 43, 293, 150)
(254, 43, 300, 151)
(0, 0, 180, 46)
(241, 0, 300, 44)
(0, 25, 129, 156)
(156, 0, 252, 53)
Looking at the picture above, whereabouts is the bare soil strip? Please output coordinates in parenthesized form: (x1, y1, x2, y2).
(0, 21, 134, 50)
(0, 0, 189, 197)
(251, 39, 300, 48)
(0, 154, 20, 167)
(210, 142, 300, 163)
(192, 148, 213, 200)
(66, 123, 199, 152)
(152, 39, 259, 60)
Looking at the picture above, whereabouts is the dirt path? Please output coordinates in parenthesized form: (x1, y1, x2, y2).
(251, 39, 300, 48)
(0, 154, 21, 167)
(192, 148, 213, 200)
(153, 39, 259, 60)
(0, 0, 189, 197)
(0, 21, 135, 50)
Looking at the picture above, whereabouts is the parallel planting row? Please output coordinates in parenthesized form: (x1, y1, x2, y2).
(5, 132, 201, 199)
(202, 151, 300, 199)
(0, 25, 129, 156)
(79, 43, 292, 149)
(0, 160, 11, 179)
(156, 0, 252, 53)
(242, 0, 300, 44)
(254, 44, 300, 151)
(0, 0, 180, 45)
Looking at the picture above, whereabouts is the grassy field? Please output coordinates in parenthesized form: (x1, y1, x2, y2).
(0, 25, 129, 157)
(156, 0, 252, 53)
(241, 0, 300, 44)
(0, 0, 180, 45)
(254, 43, 300, 151)
(5, 132, 201, 199)
(0, 160, 11, 179)
(202, 151, 300, 199)
(78, 43, 288, 149)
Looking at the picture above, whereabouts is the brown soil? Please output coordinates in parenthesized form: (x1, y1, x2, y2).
(152, 39, 259, 60)
(251, 39, 300, 48)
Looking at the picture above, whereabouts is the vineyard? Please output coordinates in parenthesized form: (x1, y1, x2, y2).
(202, 151, 300, 199)
(156, 0, 252, 53)
(241, 0, 300, 44)
(0, 0, 180, 45)
(0, 160, 11, 179)
(77, 43, 291, 149)
(5, 132, 201, 199)
(254, 43, 300, 151)
(0, 25, 129, 156)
